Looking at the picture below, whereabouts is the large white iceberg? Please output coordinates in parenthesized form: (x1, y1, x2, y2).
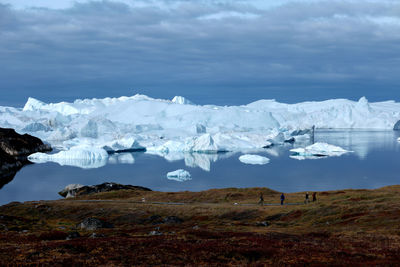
(239, 154, 270, 165)
(1, 94, 399, 168)
(166, 169, 192, 182)
(290, 142, 350, 158)
(28, 146, 109, 168)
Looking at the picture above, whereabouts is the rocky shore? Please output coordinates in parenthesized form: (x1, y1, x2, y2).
(0, 127, 51, 188)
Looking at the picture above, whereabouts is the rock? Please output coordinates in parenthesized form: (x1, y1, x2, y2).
(89, 232, 104, 238)
(394, 120, 400, 130)
(149, 230, 162, 236)
(0, 128, 51, 157)
(76, 217, 114, 230)
(147, 215, 163, 225)
(0, 224, 8, 231)
(58, 184, 84, 198)
(256, 221, 269, 227)
(163, 216, 183, 224)
(0, 127, 51, 188)
(149, 227, 162, 235)
(59, 182, 151, 198)
(66, 231, 80, 240)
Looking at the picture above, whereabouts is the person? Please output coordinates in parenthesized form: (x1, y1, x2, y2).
(258, 192, 264, 206)
(280, 193, 285, 205)
(305, 192, 309, 204)
(312, 192, 317, 202)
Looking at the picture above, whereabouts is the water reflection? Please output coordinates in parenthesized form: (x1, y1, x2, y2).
(1, 130, 400, 205)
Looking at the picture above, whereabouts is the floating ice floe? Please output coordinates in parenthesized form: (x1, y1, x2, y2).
(166, 169, 192, 182)
(290, 142, 350, 159)
(28, 146, 109, 169)
(238, 154, 270, 165)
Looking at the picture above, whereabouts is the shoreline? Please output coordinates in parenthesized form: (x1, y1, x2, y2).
(1, 185, 400, 265)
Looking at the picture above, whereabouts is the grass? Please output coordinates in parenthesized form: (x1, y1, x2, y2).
(1, 186, 400, 265)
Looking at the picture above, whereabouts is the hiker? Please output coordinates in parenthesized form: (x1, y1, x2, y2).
(312, 192, 317, 202)
(258, 192, 264, 206)
(280, 193, 285, 205)
(305, 192, 309, 204)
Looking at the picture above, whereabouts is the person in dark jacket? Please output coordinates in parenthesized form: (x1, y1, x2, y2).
(280, 193, 285, 205)
(312, 192, 317, 202)
(305, 192, 309, 204)
(258, 192, 264, 206)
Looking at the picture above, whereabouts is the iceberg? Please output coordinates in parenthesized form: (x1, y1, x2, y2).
(1, 94, 399, 168)
(28, 146, 109, 169)
(239, 154, 270, 165)
(290, 142, 350, 158)
(166, 169, 192, 182)
(171, 96, 193, 105)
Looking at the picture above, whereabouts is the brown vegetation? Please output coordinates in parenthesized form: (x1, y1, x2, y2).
(1, 186, 400, 265)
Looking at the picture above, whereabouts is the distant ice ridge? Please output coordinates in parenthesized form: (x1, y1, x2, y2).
(239, 154, 270, 165)
(1, 94, 399, 167)
(290, 142, 350, 160)
(166, 169, 192, 182)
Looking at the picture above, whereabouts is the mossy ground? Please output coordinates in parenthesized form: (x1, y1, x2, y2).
(1, 186, 400, 265)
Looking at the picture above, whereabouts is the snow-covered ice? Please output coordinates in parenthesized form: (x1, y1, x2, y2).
(166, 169, 192, 182)
(28, 146, 109, 168)
(238, 154, 270, 165)
(1, 94, 399, 168)
(290, 142, 350, 159)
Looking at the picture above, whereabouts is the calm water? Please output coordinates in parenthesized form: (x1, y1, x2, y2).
(1, 130, 400, 205)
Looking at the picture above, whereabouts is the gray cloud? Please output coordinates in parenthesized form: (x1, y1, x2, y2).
(1, 1, 400, 106)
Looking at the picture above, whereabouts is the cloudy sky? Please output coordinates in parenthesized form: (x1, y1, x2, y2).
(1, 0, 400, 106)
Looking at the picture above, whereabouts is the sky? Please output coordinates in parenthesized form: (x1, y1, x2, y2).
(1, 0, 400, 106)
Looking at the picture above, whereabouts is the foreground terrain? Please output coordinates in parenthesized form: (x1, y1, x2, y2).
(1, 186, 400, 265)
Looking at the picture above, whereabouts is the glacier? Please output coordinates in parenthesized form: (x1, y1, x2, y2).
(1, 94, 400, 168)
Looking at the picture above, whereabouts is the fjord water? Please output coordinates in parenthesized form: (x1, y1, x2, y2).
(1, 130, 400, 205)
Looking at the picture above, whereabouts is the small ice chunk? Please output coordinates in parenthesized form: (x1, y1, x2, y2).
(239, 154, 270, 165)
(166, 169, 192, 182)
(290, 142, 349, 158)
(171, 96, 193, 105)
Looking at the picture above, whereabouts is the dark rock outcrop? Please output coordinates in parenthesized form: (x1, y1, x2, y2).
(58, 182, 152, 198)
(393, 120, 400, 130)
(0, 127, 52, 188)
(0, 128, 51, 158)
(163, 216, 183, 224)
(77, 217, 114, 230)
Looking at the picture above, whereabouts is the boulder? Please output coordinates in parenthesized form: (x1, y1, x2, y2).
(163, 216, 183, 224)
(59, 182, 152, 198)
(77, 217, 113, 230)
